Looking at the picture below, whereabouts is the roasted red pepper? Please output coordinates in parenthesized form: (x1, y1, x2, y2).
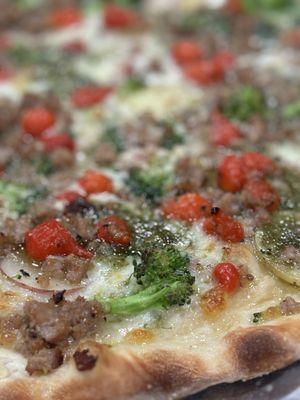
(243, 179, 280, 212)
(241, 152, 275, 176)
(50, 7, 82, 28)
(103, 5, 140, 29)
(25, 219, 92, 261)
(98, 216, 131, 246)
(203, 210, 244, 243)
(162, 193, 211, 222)
(183, 59, 223, 85)
(21, 107, 56, 137)
(213, 51, 235, 73)
(218, 155, 246, 192)
(211, 112, 241, 146)
(56, 190, 84, 202)
(171, 40, 202, 65)
(78, 170, 114, 194)
(40, 133, 75, 152)
(71, 86, 112, 109)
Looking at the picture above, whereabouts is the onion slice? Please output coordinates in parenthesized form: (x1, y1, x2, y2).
(0, 255, 83, 295)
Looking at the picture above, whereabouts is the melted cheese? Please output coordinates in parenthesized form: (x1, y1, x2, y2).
(1, 0, 300, 383)
(115, 85, 203, 119)
(269, 142, 300, 168)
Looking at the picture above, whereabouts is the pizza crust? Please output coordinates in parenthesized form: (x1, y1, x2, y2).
(0, 316, 299, 399)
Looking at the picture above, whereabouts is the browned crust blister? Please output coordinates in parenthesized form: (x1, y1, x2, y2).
(1, 317, 300, 400)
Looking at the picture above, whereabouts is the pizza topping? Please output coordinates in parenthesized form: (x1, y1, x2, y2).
(61, 39, 86, 54)
(40, 133, 75, 153)
(25, 219, 93, 261)
(218, 155, 246, 192)
(64, 197, 99, 219)
(282, 27, 300, 48)
(97, 216, 132, 246)
(125, 328, 154, 344)
(224, 0, 245, 14)
(0, 0, 299, 382)
(253, 297, 300, 324)
(241, 152, 275, 177)
(211, 112, 242, 146)
(203, 211, 245, 243)
(78, 170, 114, 195)
(0, 99, 19, 133)
(183, 59, 223, 85)
(200, 286, 227, 316)
(52, 290, 66, 305)
(71, 86, 112, 109)
(18, 296, 103, 374)
(56, 190, 83, 203)
(0, 67, 14, 81)
(73, 349, 98, 371)
(213, 51, 235, 72)
(49, 7, 82, 29)
(0, 180, 47, 216)
(255, 211, 300, 286)
(0, 314, 23, 346)
(173, 157, 208, 194)
(221, 86, 267, 121)
(282, 100, 300, 119)
(243, 179, 280, 212)
(94, 143, 118, 166)
(162, 193, 211, 222)
(218, 152, 275, 192)
(0, 255, 84, 294)
(26, 348, 63, 375)
(103, 4, 141, 30)
(37, 255, 91, 287)
(96, 246, 194, 315)
(0, 215, 32, 248)
(127, 168, 170, 202)
(21, 107, 56, 137)
(171, 40, 203, 65)
(213, 262, 240, 292)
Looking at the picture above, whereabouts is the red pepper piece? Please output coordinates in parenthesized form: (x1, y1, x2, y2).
(25, 219, 92, 261)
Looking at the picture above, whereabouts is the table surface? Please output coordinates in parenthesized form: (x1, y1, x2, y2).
(187, 362, 300, 400)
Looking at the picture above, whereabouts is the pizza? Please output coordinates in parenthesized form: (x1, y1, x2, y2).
(0, 0, 299, 399)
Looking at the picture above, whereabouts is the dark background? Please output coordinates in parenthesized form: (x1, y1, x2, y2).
(187, 362, 300, 400)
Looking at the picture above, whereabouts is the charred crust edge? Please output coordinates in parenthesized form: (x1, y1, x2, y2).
(0, 319, 299, 400)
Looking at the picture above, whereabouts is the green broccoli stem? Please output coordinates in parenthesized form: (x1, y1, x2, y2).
(96, 282, 180, 316)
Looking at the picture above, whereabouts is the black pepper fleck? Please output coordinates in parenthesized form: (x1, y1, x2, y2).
(210, 207, 220, 215)
(20, 269, 30, 277)
(53, 290, 66, 305)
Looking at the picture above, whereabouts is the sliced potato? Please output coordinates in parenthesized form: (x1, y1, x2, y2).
(255, 211, 300, 286)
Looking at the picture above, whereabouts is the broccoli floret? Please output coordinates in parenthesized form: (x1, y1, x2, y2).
(33, 156, 55, 176)
(100, 0, 141, 8)
(222, 86, 267, 121)
(119, 75, 146, 96)
(126, 168, 171, 202)
(282, 100, 300, 119)
(242, 0, 291, 12)
(0, 180, 47, 215)
(14, 0, 39, 9)
(159, 119, 185, 149)
(175, 10, 230, 35)
(101, 125, 125, 153)
(95, 246, 195, 316)
(132, 220, 177, 255)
